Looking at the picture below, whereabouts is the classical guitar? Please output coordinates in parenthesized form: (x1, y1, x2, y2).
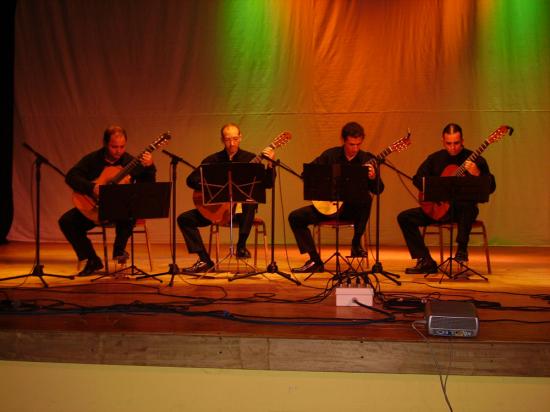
(312, 132, 412, 216)
(419, 125, 513, 221)
(72, 132, 171, 223)
(193, 131, 291, 224)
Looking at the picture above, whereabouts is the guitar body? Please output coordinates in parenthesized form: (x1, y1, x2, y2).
(419, 164, 458, 221)
(192, 190, 234, 224)
(311, 132, 412, 216)
(311, 200, 341, 217)
(72, 166, 131, 223)
(70, 131, 171, 224)
(194, 131, 292, 225)
(418, 124, 513, 220)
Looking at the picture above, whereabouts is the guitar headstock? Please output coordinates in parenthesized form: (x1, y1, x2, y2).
(148, 132, 171, 151)
(388, 131, 412, 153)
(488, 125, 513, 144)
(271, 131, 292, 149)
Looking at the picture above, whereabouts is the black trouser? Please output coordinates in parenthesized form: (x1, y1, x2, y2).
(177, 204, 256, 256)
(58, 208, 133, 261)
(288, 201, 372, 256)
(397, 202, 479, 259)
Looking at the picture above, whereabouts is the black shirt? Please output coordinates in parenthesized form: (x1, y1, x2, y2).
(413, 148, 496, 194)
(65, 148, 157, 197)
(311, 146, 384, 195)
(186, 148, 274, 191)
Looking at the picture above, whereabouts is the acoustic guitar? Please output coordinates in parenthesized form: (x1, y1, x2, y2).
(193, 131, 291, 224)
(419, 125, 512, 221)
(72, 132, 171, 223)
(312, 132, 412, 216)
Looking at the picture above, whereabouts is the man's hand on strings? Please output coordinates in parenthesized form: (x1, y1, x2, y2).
(464, 160, 480, 176)
(140, 152, 154, 167)
(262, 147, 276, 167)
(366, 164, 376, 179)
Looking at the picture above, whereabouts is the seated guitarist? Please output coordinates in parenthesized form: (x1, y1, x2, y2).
(177, 123, 275, 274)
(397, 123, 496, 274)
(289, 121, 382, 274)
(58, 126, 156, 276)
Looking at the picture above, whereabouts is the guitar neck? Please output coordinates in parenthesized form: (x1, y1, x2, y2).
(362, 146, 393, 168)
(455, 140, 491, 176)
(109, 148, 152, 184)
(251, 143, 275, 164)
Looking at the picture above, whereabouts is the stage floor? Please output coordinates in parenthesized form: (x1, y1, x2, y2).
(1, 241, 549, 377)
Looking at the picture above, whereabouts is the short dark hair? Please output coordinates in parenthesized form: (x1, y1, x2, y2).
(442, 123, 463, 138)
(103, 125, 127, 145)
(341, 122, 365, 140)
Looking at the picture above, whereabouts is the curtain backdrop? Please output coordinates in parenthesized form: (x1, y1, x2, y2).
(10, 0, 550, 246)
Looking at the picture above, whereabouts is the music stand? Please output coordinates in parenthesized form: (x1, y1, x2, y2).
(356, 159, 401, 286)
(229, 158, 301, 285)
(200, 162, 266, 273)
(423, 175, 491, 281)
(302, 163, 371, 282)
(94, 182, 171, 281)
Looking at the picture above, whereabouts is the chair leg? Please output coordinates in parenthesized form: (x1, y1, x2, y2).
(479, 222, 492, 274)
(362, 231, 369, 267)
(261, 223, 268, 267)
(438, 226, 444, 264)
(315, 225, 322, 260)
(142, 223, 153, 271)
(208, 225, 220, 269)
(254, 224, 259, 267)
(102, 225, 109, 273)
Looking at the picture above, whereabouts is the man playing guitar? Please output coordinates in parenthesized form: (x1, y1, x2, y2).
(59, 125, 156, 276)
(397, 123, 496, 274)
(177, 123, 276, 274)
(289, 121, 382, 274)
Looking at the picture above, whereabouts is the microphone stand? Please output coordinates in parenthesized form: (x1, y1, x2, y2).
(140, 149, 196, 286)
(229, 156, 301, 285)
(0, 143, 75, 287)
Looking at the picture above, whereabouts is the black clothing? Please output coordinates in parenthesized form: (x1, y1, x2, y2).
(398, 148, 496, 260)
(59, 148, 156, 262)
(289, 146, 383, 258)
(178, 148, 273, 257)
(65, 148, 156, 197)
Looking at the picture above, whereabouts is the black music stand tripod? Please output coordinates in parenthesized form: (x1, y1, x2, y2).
(0, 143, 75, 287)
(200, 162, 266, 275)
(359, 159, 401, 286)
(423, 176, 491, 282)
(302, 163, 374, 283)
(229, 158, 301, 285)
(93, 182, 171, 282)
(154, 150, 197, 287)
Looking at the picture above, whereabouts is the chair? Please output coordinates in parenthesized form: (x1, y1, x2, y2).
(421, 220, 491, 274)
(88, 219, 153, 273)
(313, 219, 369, 268)
(208, 217, 268, 269)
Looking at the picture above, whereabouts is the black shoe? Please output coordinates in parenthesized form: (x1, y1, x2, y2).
(236, 246, 251, 259)
(454, 250, 469, 263)
(78, 256, 104, 276)
(182, 260, 214, 274)
(291, 259, 324, 274)
(350, 245, 368, 258)
(113, 251, 129, 265)
(405, 257, 438, 274)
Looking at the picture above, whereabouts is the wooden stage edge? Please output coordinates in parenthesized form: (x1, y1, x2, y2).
(1, 242, 550, 377)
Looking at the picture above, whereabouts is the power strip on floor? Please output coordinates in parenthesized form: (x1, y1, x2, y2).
(335, 286, 374, 306)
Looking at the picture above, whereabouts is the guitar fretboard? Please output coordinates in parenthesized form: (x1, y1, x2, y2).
(454, 140, 490, 177)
